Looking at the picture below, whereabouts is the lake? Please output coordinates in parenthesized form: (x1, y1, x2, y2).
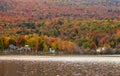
(0, 55, 120, 76)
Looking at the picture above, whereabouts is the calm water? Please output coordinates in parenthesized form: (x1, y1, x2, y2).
(0, 55, 120, 76)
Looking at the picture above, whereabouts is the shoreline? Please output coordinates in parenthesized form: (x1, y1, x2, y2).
(0, 55, 120, 62)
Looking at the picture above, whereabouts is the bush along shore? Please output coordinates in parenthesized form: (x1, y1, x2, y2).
(1, 47, 120, 55)
(0, 34, 79, 55)
(0, 34, 120, 55)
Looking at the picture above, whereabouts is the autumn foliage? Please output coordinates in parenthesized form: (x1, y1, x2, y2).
(0, 0, 120, 54)
(0, 34, 76, 53)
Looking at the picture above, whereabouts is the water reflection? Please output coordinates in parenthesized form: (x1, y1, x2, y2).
(0, 56, 120, 76)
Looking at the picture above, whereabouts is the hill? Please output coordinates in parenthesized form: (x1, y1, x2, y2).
(0, 0, 120, 22)
(0, 0, 120, 54)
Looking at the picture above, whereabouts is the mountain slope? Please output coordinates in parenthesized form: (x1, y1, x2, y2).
(0, 0, 120, 22)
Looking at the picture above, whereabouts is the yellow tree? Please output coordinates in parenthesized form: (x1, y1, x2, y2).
(26, 34, 40, 52)
(4, 36, 10, 48)
(43, 43, 48, 52)
(0, 37, 5, 50)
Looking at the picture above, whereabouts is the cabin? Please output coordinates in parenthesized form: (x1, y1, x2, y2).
(96, 47, 106, 53)
(49, 48, 55, 54)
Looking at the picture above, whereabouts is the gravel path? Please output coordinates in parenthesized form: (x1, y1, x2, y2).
(0, 55, 120, 76)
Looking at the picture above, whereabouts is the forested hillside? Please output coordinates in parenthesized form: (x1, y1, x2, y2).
(0, 0, 120, 21)
(0, 0, 120, 54)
